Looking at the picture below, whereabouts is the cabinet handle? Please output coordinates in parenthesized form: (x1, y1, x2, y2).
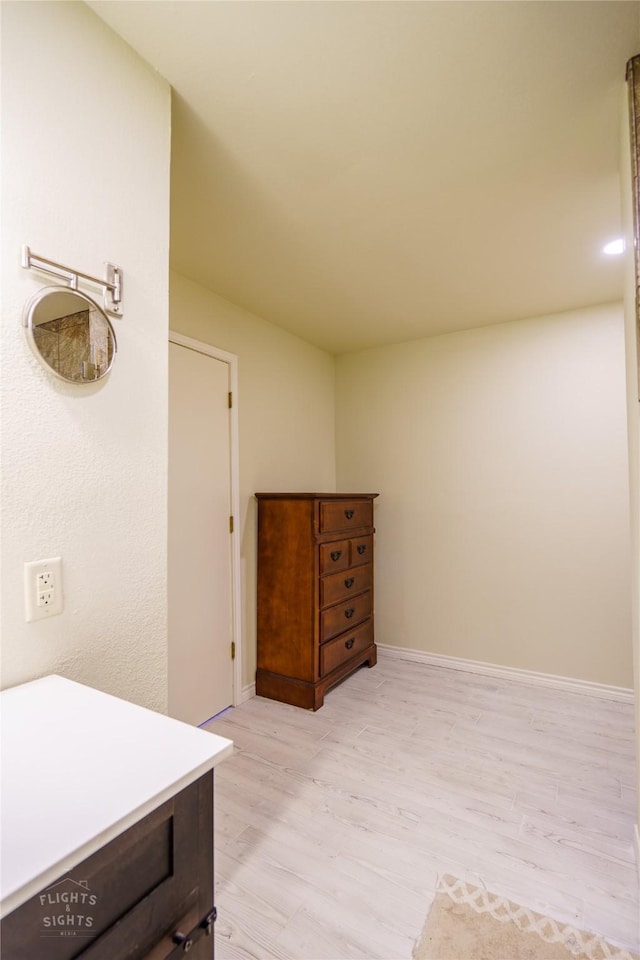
(172, 931, 194, 952)
(171, 908, 216, 954)
(345, 607, 355, 619)
(330, 550, 342, 562)
(344, 509, 355, 519)
(357, 544, 366, 555)
(345, 637, 355, 649)
(344, 577, 355, 588)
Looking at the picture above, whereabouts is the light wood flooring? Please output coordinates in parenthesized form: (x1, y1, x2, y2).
(204, 655, 639, 959)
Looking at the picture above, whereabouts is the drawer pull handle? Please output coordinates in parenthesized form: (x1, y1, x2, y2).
(173, 932, 194, 952)
(330, 550, 342, 562)
(203, 908, 217, 936)
(344, 509, 355, 519)
(344, 577, 355, 588)
(345, 637, 355, 650)
(357, 544, 367, 555)
(345, 607, 355, 619)
(172, 908, 217, 954)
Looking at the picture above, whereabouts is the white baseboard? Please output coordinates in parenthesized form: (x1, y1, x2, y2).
(239, 682, 256, 704)
(635, 824, 640, 884)
(376, 644, 634, 703)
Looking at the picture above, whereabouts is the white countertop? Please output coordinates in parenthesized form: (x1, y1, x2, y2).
(0, 675, 233, 918)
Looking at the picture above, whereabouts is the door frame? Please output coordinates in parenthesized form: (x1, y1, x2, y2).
(169, 330, 242, 710)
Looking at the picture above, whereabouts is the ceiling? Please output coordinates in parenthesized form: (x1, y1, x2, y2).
(89, 1, 639, 354)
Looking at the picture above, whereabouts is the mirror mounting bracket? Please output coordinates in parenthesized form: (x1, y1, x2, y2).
(21, 245, 123, 317)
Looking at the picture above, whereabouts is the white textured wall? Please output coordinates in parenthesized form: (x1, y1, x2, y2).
(336, 304, 633, 688)
(170, 271, 336, 688)
(0, 2, 171, 710)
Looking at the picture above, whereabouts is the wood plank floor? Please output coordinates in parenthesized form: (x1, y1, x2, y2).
(204, 655, 639, 959)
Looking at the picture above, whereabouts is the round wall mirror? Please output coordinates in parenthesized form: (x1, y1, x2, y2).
(23, 286, 117, 383)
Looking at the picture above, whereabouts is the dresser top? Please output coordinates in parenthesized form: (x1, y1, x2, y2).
(255, 492, 379, 500)
(0, 675, 233, 917)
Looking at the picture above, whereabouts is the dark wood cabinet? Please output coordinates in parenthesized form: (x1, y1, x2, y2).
(1, 676, 232, 960)
(255, 492, 378, 710)
(1, 772, 216, 960)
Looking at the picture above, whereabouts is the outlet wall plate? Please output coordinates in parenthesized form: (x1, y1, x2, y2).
(24, 557, 63, 622)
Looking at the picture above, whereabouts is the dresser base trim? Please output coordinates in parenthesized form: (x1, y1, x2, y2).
(256, 644, 377, 711)
(377, 644, 634, 703)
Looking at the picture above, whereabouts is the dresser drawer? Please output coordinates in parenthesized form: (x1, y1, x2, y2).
(320, 619, 373, 676)
(320, 591, 372, 642)
(350, 534, 373, 566)
(320, 564, 372, 608)
(319, 499, 373, 534)
(319, 539, 351, 575)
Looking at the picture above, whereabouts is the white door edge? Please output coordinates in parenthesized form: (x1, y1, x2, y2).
(169, 330, 242, 709)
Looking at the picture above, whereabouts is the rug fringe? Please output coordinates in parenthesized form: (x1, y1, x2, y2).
(435, 875, 637, 960)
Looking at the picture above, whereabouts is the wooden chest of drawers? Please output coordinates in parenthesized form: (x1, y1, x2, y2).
(255, 492, 378, 710)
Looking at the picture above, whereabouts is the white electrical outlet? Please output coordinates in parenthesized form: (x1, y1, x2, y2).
(37, 571, 53, 590)
(37, 589, 55, 607)
(24, 557, 63, 622)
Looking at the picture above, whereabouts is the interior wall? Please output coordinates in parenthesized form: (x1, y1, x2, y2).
(620, 86, 640, 848)
(0, 2, 171, 711)
(169, 270, 336, 688)
(336, 303, 633, 688)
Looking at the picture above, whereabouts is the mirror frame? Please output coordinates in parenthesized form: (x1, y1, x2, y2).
(23, 285, 117, 384)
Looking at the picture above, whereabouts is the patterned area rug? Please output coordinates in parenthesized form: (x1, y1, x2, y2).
(412, 875, 639, 960)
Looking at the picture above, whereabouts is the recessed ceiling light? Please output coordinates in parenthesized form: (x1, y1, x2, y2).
(603, 238, 625, 256)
